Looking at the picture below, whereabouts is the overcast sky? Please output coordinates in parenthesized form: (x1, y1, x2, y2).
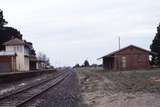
(0, 0, 160, 66)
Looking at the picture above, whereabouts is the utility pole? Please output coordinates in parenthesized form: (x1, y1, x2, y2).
(118, 36, 121, 50)
(118, 36, 121, 71)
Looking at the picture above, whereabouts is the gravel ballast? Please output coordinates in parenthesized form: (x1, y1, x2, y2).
(24, 70, 83, 107)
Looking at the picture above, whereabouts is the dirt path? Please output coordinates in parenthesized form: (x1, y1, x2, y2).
(78, 69, 160, 107)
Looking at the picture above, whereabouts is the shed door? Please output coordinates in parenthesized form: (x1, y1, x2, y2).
(0, 62, 11, 72)
(122, 56, 127, 68)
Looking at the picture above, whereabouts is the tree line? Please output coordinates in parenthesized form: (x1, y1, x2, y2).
(0, 9, 23, 50)
(150, 23, 160, 66)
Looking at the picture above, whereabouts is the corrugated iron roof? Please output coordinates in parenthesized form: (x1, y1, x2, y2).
(98, 45, 151, 60)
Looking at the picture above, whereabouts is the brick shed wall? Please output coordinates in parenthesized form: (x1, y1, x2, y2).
(113, 47, 150, 71)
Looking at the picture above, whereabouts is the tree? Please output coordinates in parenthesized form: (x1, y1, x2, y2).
(84, 60, 90, 67)
(38, 52, 45, 61)
(150, 23, 160, 65)
(0, 9, 8, 28)
(38, 52, 50, 64)
(46, 58, 50, 66)
(0, 27, 22, 50)
(0, 9, 22, 50)
(74, 64, 80, 68)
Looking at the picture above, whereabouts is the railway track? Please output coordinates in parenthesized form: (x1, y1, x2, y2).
(0, 71, 64, 100)
(0, 71, 71, 107)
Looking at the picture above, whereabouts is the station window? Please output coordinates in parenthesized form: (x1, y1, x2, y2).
(14, 46, 16, 51)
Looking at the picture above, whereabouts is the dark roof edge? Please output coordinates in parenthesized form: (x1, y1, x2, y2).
(97, 45, 151, 60)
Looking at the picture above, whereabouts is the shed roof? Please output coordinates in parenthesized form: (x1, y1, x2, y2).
(98, 45, 151, 59)
(4, 38, 25, 46)
(0, 51, 16, 56)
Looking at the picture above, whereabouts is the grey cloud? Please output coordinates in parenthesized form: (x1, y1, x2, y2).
(0, 0, 160, 66)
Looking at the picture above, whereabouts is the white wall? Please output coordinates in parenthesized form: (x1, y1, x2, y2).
(6, 45, 30, 71)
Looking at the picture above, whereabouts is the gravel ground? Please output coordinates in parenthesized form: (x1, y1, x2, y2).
(24, 70, 84, 107)
(77, 68, 160, 107)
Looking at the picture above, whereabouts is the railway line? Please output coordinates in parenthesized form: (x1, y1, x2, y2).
(0, 70, 71, 107)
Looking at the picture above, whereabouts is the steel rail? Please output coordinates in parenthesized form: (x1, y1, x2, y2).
(17, 72, 71, 107)
(0, 72, 64, 101)
(0, 71, 71, 107)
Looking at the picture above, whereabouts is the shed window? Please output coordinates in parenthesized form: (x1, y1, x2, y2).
(18, 46, 23, 52)
(20, 46, 23, 52)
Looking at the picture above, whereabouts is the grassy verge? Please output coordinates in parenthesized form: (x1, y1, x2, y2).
(77, 68, 160, 93)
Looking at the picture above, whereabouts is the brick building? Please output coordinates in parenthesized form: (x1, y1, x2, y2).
(0, 38, 37, 72)
(99, 45, 151, 71)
